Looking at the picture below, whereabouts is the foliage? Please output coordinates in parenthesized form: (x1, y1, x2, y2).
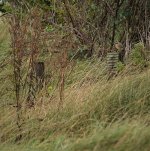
(116, 61, 125, 72)
(1, 122, 150, 151)
(1, 59, 150, 150)
(1, 1, 150, 151)
(130, 42, 146, 67)
(4, 0, 150, 58)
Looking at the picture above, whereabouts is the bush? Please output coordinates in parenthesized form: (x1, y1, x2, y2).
(130, 42, 147, 67)
(116, 61, 125, 72)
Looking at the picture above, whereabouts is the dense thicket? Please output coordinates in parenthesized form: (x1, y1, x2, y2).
(5, 0, 149, 58)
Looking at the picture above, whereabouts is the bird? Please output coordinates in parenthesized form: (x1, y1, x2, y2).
(114, 42, 123, 52)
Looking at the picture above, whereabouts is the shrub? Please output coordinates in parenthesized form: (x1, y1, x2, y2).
(130, 42, 147, 67)
(116, 61, 125, 72)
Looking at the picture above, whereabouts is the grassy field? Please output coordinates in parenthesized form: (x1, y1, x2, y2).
(0, 18, 150, 151)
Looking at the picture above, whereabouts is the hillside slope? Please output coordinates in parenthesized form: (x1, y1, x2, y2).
(0, 18, 150, 151)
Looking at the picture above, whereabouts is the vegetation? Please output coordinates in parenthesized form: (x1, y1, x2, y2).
(0, 1, 150, 151)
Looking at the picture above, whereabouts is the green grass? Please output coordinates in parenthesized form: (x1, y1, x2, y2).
(0, 19, 150, 151)
(1, 121, 150, 151)
(0, 63, 150, 151)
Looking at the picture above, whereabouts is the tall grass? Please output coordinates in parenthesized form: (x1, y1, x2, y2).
(0, 19, 150, 151)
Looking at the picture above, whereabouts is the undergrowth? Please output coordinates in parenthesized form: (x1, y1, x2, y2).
(0, 18, 150, 151)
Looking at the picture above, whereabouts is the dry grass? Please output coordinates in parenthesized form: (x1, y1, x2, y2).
(0, 19, 150, 151)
